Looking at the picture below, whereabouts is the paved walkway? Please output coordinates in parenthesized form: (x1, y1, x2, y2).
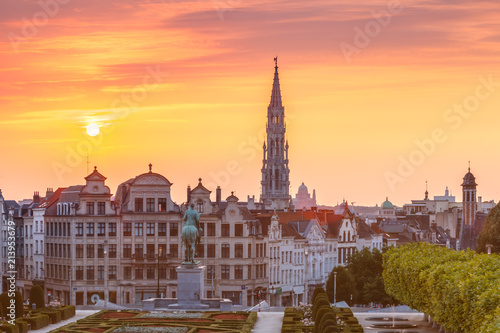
(36, 310, 98, 333)
(252, 312, 284, 333)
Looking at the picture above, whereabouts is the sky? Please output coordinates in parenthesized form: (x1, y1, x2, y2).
(1, 0, 500, 206)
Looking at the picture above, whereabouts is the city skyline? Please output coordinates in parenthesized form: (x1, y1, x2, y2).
(1, 0, 500, 206)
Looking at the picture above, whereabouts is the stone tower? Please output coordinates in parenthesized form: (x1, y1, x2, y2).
(260, 58, 291, 210)
(461, 163, 477, 226)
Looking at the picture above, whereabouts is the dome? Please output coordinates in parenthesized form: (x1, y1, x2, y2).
(461, 168, 477, 186)
(381, 197, 394, 209)
(298, 182, 308, 193)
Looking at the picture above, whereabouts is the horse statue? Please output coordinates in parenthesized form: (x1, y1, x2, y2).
(181, 203, 202, 264)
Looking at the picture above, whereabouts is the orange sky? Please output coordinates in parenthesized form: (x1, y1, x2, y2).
(1, 0, 500, 206)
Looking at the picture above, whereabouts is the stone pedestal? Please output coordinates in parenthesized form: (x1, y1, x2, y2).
(168, 264, 209, 310)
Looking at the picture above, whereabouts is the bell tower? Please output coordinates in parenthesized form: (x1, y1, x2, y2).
(260, 58, 291, 209)
(461, 162, 477, 226)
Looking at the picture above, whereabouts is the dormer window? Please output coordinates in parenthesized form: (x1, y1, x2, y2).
(197, 200, 203, 213)
(87, 202, 95, 215)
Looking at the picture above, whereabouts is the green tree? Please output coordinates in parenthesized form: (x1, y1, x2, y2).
(362, 276, 394, 306)
(477, 202, 500, 253)
(0, 291, 24, 319)
(346, 247, 384, 304)
(326, 266, 355, 304)
(29, 285, 45, 309)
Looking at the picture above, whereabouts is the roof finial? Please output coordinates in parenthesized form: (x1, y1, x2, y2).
(468, 160, 470, 172)
(94, 166, 97, 171)
(149, 163, 152, 173)
(198, 178, 202, 184)
(274, 56, 278, 68)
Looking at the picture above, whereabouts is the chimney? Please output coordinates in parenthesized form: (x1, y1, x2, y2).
(46, 188, 54, 199)
(33, 191, 41, 204)
(216, 186, 221, 206)
(187, 185, 191, 204)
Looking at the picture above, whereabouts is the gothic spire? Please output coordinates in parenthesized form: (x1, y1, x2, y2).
(269, 57, 283, 108)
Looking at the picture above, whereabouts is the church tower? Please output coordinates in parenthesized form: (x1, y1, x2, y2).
(260, 58, 291, 209)
(461, 163, 477, 226)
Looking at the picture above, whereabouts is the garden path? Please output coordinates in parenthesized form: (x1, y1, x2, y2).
(252, 312, 284, 333)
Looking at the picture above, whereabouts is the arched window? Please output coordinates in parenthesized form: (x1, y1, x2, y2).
(275, 139, 279, 155)
(275, 169, 280, 189)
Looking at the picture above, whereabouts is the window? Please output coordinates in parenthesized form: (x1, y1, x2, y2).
(76, 244, 84, 258)
(147, 244, 155, 258)
(109, 244, 117, 258)
(76, 223, 83, 237)
(97, 202, 105, 215)
(207, 223, 215, 236)
(124, 266, 132, 280)
(247, 265, 252, 279)
(76, 266, 84, 280)
(97, 223, 105, 237)
(146, 223, 155, 236)
(207, 265, 215, 279)
(158, 223, 166, 236)
(147, 266, 155, 279)
(135, 223, 143, 236)
(87, 266, 94, 280)
(235, 224, 243, 237)
(86, 223, 94, 237)
(97, 266, 104, 279)
(197, 200, 204, 213)
(123, 244, 132, 258)
(170, 223, 178, 236)
(221, 224, 230, 237)
(221, 244, 230, 258)
(135, 198, 143, 212)
(123, 223, 132, 236)
(170, 244, 178, 258)
(87, 202, 95, 215)
(221, 265, 230, 279)
(98, 244, 104, 258)
(196, 243, 204, 257)
(207, 244, 216, 258)
(248, 244, 252, 258)
(146, 198, 155, 212)
(170, 267, 177, 280)
(235, 265, 243, 279)
(109, 265, 117, 280)
(135, 244, 144, 258)
(159, 266, 166, 279)
(86, 244, 94, 258)
(235, 244, 243, 258)
(158, 244, 167, 257)
(135, 267, 143, 279)
(109, 223, 116, 236)
(158, 198, 166, 212)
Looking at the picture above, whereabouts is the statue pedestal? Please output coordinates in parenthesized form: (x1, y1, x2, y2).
(168, 264, 209, 310)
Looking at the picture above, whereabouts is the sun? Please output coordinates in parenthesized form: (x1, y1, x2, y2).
(86, 123, 100, 136)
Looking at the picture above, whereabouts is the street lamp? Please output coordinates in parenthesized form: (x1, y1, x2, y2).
(333, 271, 337, 304)
(304, 250, 308, 304)
(486, 244, 493, 255)
(103, 240, 108, 309)
(157, 247, 162, 298)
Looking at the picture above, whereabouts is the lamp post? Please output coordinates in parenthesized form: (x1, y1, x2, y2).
(304, 250, 308, 304)
(68, 267, 72, 305)
(157, 247, 162, 298)
(103, 240, 108, 309)
(486, 244, 493, 255)
(333, 271, 337, 304)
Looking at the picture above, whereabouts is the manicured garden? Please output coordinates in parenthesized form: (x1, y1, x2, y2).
(281, 287, 363, 333)
(0, 285, 76, 333)
(51, 310, 257, 333)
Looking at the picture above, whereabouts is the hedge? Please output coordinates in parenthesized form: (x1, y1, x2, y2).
(59, 305, 76, 320)
(383, 243, 500, 333)
(24, 313, 50, 330)
(14, 320, 29, 333)
(0, 323, 19, 333)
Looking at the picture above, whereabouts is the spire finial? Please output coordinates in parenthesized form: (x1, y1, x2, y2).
(198, 178, 202, 184)
(94, 166, 97, 171)
(468, 160, 470, 172)
(274, 56, 278, 68)
(149, 163, 152, 173)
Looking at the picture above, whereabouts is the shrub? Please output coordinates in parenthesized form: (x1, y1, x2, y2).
(59, 305, 76, 320)
(314, 306, 332, 333)
(0, 291, 24, 319)
(311, 297, 330, 321)
(25, 314, 50, 330)
(14, 320, 29, 333)
(41, 309, 62, 324)
(0, 323, 19, 333)
(29, 285, 45, 309)
(322, 325, 339, 333)
(312, 287, 326, 304)
(318, 315, 337, 333)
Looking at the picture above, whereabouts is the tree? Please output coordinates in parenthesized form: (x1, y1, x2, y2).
(477, 203, 500, 253)
(30, 285, 45, 309)
(346, 247, 384, 304)
(326, 266, 355, 304)
(0, 291, 24, 319)
(362, 276, 394, 306)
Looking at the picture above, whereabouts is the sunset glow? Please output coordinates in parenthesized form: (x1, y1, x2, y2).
(1, 0, 500, 205)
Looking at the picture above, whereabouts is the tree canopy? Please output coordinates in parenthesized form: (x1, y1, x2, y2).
(477, 202, 500, 253)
